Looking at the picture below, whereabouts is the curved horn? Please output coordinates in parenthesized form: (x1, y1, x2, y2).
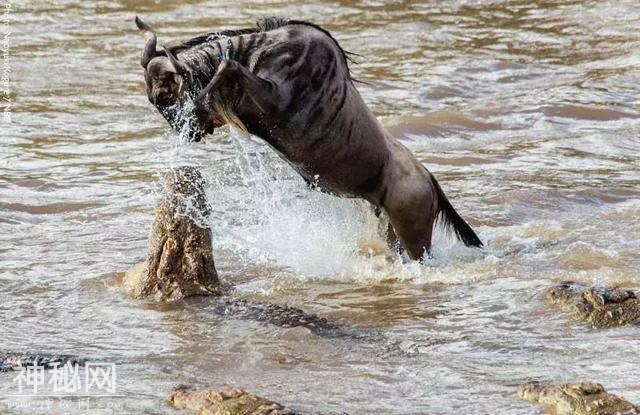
(135, 16, 157, 69)
(163, 46, 190, 77)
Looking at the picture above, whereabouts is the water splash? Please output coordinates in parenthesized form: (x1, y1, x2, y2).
(196, 128, 496, 283)
(201, 128, 377, 278)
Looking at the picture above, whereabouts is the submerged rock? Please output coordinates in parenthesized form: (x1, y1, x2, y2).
(0, 353, 85, 372)
(122, 166, 221, 301)
(168, 385, 297, 415)
(544, 282, 640, 328)
(519, 382, 639, 415)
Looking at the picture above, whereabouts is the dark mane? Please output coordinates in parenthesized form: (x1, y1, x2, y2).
(286, 19, 354, 74)
(165, 28, 260, 53)
(167, 17, 353, 77)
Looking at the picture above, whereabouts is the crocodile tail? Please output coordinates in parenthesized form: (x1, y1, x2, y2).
(430, 173, 483, 248)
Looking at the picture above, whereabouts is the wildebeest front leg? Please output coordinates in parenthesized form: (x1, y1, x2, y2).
(198, 59, 283, 114)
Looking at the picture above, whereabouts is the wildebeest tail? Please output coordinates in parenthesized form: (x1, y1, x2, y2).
(430, 174, 483, 248)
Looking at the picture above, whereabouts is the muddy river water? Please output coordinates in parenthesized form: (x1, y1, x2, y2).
(2, 0, 640, 413)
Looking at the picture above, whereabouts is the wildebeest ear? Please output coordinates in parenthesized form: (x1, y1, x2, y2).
(163, 46, 190, 77)
(135, 16, 159, 69)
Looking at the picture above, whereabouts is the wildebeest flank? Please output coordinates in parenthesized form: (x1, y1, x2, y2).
(135, 17, 483, 259)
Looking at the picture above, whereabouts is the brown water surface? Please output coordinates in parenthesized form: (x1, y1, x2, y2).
(2, 1, 640, 414)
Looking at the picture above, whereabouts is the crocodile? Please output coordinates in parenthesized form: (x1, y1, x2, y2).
(122, 166, 222, 301)
(544, 282, 640, 328)
(519, 381, 639, 415)
(167, 385, 298, 415)
(210, 297, 339, 336)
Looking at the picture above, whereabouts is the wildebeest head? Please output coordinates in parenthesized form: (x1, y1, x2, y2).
(135, 17, 185, 106)
(135, 16, 210, 141)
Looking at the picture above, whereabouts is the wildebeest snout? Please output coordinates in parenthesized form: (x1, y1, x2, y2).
(149, 85, 177, 106)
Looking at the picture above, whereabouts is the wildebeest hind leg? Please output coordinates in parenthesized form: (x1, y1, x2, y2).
(383, 191, 438, 261)
(388, 212, 436, 260)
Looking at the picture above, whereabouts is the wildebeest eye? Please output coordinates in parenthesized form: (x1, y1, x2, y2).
(159, 74, 174, 82)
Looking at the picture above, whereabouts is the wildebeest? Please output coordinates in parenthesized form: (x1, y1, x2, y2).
(134, 16, 483, 260)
